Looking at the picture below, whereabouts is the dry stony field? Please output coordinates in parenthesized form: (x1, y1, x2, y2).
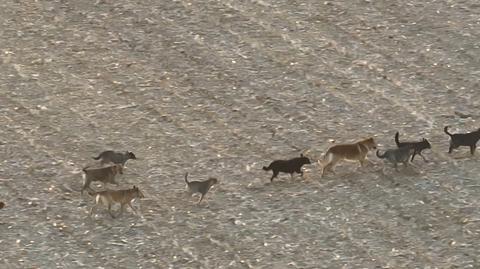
(1, 0, 480, 268)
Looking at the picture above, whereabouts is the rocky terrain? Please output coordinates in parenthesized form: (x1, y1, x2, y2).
(1, 0, 479, 268)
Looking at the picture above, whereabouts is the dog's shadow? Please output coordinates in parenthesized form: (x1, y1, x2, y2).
(451, 152, 477, 159)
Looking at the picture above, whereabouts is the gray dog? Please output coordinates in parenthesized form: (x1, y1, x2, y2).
(93, 151, 137, 166)
(376, 147, 415, 171)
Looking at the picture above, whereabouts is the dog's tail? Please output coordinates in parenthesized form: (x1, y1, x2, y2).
(376, 150, 386, 159)
(92, 154, 102, 160)
(394, 132, 401, 147)
(262, 164, 271, 171)
(184, 172, 189, 184)
(444, 126, 453, 137)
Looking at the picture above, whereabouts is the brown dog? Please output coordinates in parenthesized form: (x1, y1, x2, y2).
(81, 164, 123, 194)
(319, 137, 377, 177)
(0, 202, 4, 209)
(89, 186, 145, 218)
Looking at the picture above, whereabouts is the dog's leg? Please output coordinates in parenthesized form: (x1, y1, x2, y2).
(448, 144, 454, 154)
(470, 145, 476, 155)
(89, 205, 97, 218)
(411, 151, 417, 162)
(127, 202, 138, 215)
(118, 204, 126, 217)
(418, 152, 428, 162)
(108, 204, 116, 218)
(197, 194, 205, 205)
(271, 170, 279, 182)
(321, 162, 333, 177)
(81, 179, 91, 195)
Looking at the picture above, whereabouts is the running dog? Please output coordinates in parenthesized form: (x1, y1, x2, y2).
(394, 131, 431, 162)
(262, 154, 311, 182)
(184, 172, 218, 205)
(376, 147, 415, 171)
(89, 186, 145, 218)
(319, 137, 377, 177)
(444, 126, 480, 155)
(93, 151, 137, 166)
(81, 164, 123, 194)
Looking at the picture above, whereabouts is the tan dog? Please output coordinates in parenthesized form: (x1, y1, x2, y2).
(89, 186, 145, 218)
(81, 164, 123, 194)
(319, 137, 377, 177)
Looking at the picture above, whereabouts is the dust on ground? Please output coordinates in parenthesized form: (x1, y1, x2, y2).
(1, 0, 479, 268)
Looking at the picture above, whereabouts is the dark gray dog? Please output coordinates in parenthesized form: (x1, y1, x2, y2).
(376, 147, 415, 171)
(82, 164, 123, 194)
(93, 151, 137, 166)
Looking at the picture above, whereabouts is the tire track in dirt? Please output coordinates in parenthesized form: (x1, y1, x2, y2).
(316, 0, 480, 115)
(153, 0, 399, 155)
(102, 1, 343, 158)
(219, 0, 439, 127)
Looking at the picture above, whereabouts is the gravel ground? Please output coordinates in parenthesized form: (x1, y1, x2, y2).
(1, 0, 479, 268)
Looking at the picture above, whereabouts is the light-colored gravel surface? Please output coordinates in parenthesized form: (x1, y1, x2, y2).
(1, 0, 479, 268)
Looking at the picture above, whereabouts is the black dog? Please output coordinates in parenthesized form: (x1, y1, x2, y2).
(263, 154, 311, 182)
(444, 126, 480, 155)
(394, 132, 431, 162)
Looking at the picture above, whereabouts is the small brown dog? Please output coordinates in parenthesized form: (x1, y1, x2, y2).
(81, 164, 123, 194)
(185, 172, 218, 204)
(319, 137, 377, 177)
(89, 185, 145, 218)
(0, 202, 4, 209)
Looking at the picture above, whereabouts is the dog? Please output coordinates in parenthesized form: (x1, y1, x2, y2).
(376, 147, 415, 171)
(89, 186, 145, 218)
(444, 126, 480, 155)
(0, 202, 4, 209)
(184, 172, 218, 204)
(81, 164, 123, 194)
(262, 154, 311, 182)
(319, 137, 377, 177)
(395, 131, 431, 162)
(93, 151, 137, 166)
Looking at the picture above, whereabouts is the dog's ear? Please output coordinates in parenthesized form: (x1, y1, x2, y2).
(300, 153, 304, 157)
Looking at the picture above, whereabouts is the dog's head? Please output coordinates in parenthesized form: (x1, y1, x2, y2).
(209, 177, 219, 186)
(132, 185, 145, 198)
(362, 137, 377, 150)
(127, 151, 137, 160)
(422, 138, 432, 149)
(299, 153, 312, 165)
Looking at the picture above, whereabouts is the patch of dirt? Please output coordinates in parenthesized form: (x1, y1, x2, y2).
(1, 0, 479, 268)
